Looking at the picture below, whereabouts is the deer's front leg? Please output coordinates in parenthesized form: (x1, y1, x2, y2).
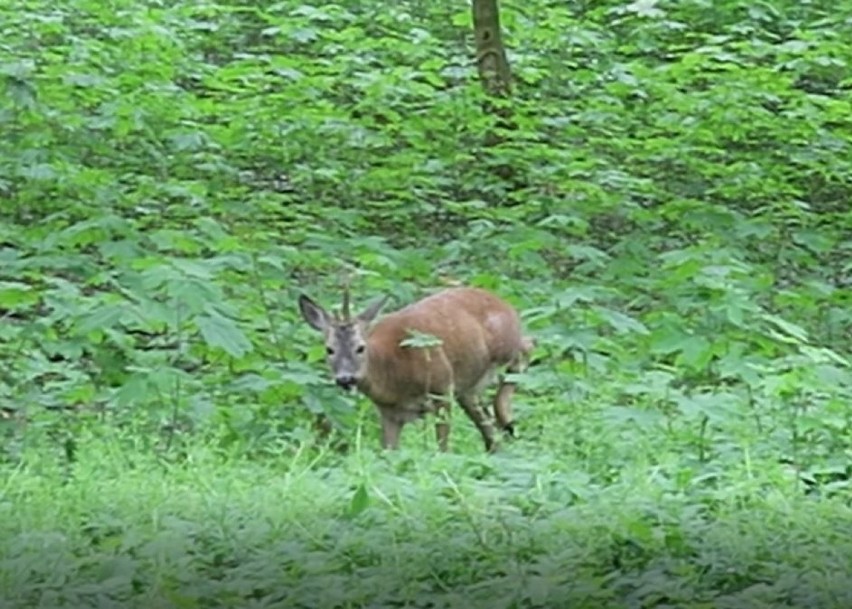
(379, 413, 403, 450)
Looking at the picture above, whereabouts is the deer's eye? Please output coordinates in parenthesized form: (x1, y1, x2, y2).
(326, 346, 335, 356)
(355, 345, 366, 354)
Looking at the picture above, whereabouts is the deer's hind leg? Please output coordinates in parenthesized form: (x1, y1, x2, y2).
(493, 337, 535, 438)
(434, 398, 451, 452)
(457, 390, 499, 453)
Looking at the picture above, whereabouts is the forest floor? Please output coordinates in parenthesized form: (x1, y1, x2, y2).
(2, 417, 850, 609)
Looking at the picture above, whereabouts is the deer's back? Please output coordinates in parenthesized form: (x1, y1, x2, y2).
(364, 288, 525, 403)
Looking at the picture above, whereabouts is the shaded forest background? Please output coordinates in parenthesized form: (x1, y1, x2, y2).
(0, 0, 850, 607)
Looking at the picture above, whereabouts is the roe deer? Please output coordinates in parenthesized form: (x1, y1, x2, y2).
(298, 285, 534, 453)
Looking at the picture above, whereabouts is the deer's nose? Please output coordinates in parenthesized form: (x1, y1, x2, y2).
(336, 375, 357, 390)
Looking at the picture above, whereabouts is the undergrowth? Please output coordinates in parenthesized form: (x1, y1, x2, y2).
(3, 425, 851, 609)
(1, 0, 850, 607)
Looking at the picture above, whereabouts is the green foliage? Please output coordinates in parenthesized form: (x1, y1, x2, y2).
(3, 442, 852, 608)
(1, 0, 850, 606)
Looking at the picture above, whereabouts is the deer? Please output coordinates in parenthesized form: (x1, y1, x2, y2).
(298, 284, 534, 453)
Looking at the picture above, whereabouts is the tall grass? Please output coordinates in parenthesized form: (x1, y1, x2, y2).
(2, 415, 850, 609)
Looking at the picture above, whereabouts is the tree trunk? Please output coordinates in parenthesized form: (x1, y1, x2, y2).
(471, 0, 517, 184)
(471, 0, 512, 98)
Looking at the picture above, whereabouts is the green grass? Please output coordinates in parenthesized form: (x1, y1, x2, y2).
(2, 410, 850, 609)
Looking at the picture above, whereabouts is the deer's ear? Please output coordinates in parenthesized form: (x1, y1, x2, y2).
(357, 295, 388, 324)
(298, 294, 331, 332)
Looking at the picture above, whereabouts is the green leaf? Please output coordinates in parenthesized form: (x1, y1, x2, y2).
(649, 327, 690, 355)
(761, 313, 810, 344)
(0, 281, 37, 308)
(676, 336, 713, 370)
(595, 307, 650, 335)
(196, 312, 253, 358)
(228, 373, 273, 392)
(75, 303, 129, 335)
(400, 330, 443, 349)
(625, 0, 666, 19)
(114, 373, 152, 408)
(347, 483, 370, 518)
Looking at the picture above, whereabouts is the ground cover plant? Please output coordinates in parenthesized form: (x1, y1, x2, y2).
(1, 0, 851, 607)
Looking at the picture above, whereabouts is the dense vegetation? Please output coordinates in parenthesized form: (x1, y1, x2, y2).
(1, 0, 850, 607)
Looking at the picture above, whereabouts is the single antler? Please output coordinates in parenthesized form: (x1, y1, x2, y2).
(340, 269, 352, 321)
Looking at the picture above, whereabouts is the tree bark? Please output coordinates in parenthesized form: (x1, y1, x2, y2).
(471, 0, 513, 98)
(471, 0, 517, 183)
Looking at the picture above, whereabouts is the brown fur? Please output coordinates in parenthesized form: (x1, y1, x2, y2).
(298, 286, 534, 453)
